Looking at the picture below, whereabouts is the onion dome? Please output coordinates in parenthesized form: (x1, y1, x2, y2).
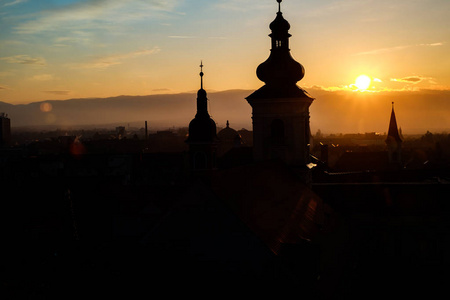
(270, 14, 290, 32)
(256, 0, 305, 87)
(218, 120, 240, 142)
(187, 117, 217, 143)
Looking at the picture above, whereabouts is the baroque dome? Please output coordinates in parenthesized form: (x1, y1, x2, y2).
(218, 121, 240, 142)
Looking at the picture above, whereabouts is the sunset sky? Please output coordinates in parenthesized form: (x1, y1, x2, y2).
(1, 0, 449, 104)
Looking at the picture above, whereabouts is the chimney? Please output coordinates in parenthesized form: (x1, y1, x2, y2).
(145, 121, 148, 139)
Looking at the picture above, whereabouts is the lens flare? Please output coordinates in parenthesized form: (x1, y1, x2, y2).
(40, 102, 53, 112)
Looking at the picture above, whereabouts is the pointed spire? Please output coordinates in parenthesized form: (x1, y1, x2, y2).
(226, 120, 229, 128)
(387, 102, 402, 143)
(196, 61, 208, 117)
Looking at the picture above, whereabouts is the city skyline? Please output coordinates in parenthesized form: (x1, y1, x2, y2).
(1, 2, 449, 297)
(0, 0, 449, 105)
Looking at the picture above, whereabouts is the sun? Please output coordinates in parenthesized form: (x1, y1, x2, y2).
(354, 75, 371, 90)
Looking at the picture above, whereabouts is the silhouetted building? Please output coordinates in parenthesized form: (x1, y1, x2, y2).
(217, 120, 243, 157)
(246, 0, 314, 168)
(116, 126, 126, 139)
(185, 63, 218, 170)
(386, 102, 402, 165)
(0, 112, 11, 147)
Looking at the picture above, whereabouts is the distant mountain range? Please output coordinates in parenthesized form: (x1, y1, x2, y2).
(0, 90, 253, 131)
(1, 88, 449, 134)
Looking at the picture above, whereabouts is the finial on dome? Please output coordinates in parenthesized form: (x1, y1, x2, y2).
(226, 120, 229, 127)
(277, 0, 282, 12)
(199, 60, 204, 89)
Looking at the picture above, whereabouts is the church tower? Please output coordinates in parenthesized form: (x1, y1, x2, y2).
(186, 62, 218, 170)
(386, 102, 402, 165)
(246, 0, 314, 168)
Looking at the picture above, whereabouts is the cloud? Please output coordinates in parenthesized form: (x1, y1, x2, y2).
(354, 42, 444, 56)
(0, 55, 46, 66)
(354, 45, 411, 56)
(168, 36, 197, 39)
(0, 85, 7, 90)
(418, 42, 443, 47)
(14, 0, 181, 34)
(71, 47, 161, 69)
(214, 0, 271, 11)
(29, 74, 57, 81)
(390, 76, 434, 84)
(0, 71, 14, 77)
(42, 90, 71, 95)
(168, 35, 227, 40)
(3, 0, 27, 7)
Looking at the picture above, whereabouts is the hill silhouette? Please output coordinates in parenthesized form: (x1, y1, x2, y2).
(0, 90, 253, 130)
(1, 88, 450, 134)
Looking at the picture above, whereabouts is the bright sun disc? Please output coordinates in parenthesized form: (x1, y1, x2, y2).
(355, 75, 371, 90)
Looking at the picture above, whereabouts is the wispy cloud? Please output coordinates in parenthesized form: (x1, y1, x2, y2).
(0, 85, 7, 90)
(0, 54, 46, 66)
(214, 0, 271, 11)
(71, 47, 160, 69)
(3, 0, 27, 7)
(42, 90, 71, 95)
(29, 74, 57, 81)
(168, 36, 197, 39)
(391, 76, 434, 84)
(354, 42, 444, 56)
(302, 0, 370, 18)
(0, 71, 14, 77)
(14, 0, 181, 34)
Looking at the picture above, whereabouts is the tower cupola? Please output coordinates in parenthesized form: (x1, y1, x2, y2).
(256, 0, 305, 87)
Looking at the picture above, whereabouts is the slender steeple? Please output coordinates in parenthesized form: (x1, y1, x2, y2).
(387, 102, 402, 144)
(386, 102, 402, 165)
(196, 61, 209, 118)
(187, 62, 217, 143)
(186, 62, 218, 171)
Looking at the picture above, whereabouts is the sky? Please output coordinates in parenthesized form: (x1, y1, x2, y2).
(0, 0, 450, 105)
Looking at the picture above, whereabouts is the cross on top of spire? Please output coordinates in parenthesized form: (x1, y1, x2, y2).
(199, 60, 204, 89)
